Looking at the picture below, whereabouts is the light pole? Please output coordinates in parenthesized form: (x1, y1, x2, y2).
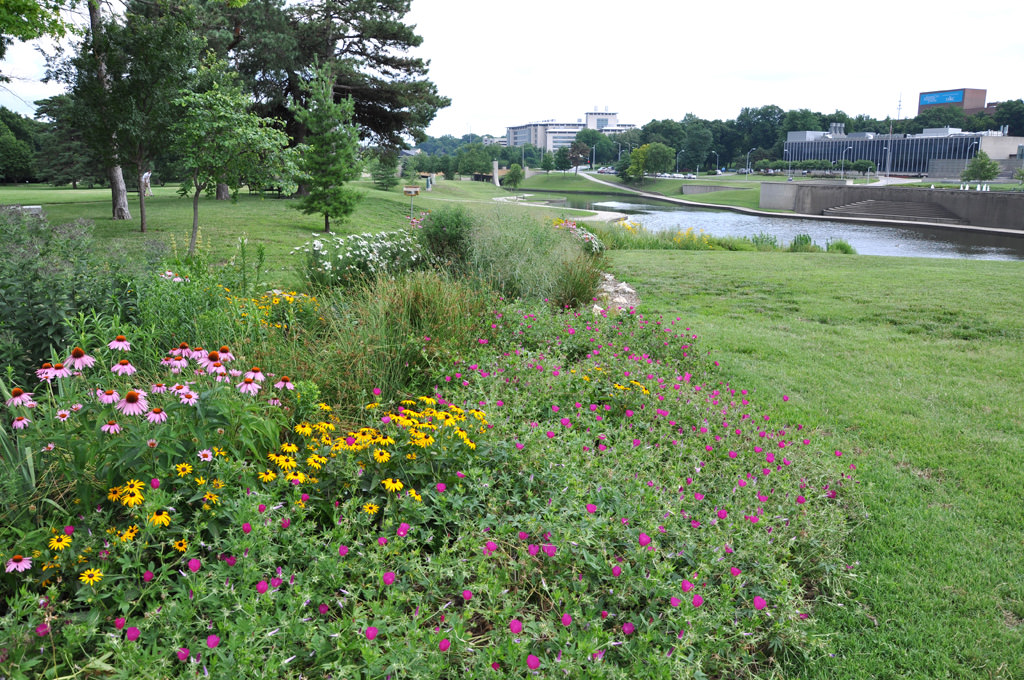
(840, 145, 853, 180)
(675, 149, 686, 173)
(965, 140, 978, 175)
(881, 146, 888, 184)
(746, 147, 756, 176)
(784, 148, 792, 178)
(710, 150, 719, 174)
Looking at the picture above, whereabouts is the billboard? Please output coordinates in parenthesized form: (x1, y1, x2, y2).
(919, 90, 965, 106)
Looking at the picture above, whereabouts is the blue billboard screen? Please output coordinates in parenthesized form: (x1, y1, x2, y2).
(919, 90, 964, 106)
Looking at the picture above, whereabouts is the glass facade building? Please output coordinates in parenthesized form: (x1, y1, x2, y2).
(784, 133, 987, 175)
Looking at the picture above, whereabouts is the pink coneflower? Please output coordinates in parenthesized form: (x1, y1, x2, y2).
(267, 397, 281, 407)
(49, 363, 72, 379)
(111, 359, 136, 376)
(151, 382, 168, 393)
(179, 392, 198, 406)
(197, 350, 221, 370)
(168, 356, 189, 371)
(70, 403, 83, 412)
(274, 376, 294, 390)
(189, 347, 205, 360)
(55, 409, 71, 422)
(97, 389, 120, 405)
(6, 554, 31, 572)
(171, 383, 188, 393)
(237, 378, 260, 395)
(147, 407, 167, 424)
(170, 342, 191, 357)
(160, 356, 175, 370)
(5, 387, 33, 407)
(101, 420, 122, 434)
(12, 415, 31, 430)
(207, 362, 227, 376)
(244, 367, 265, 382)
(36, 363, 54, 382)
(66, 347, 96, 370)
(108, 335, 131, 351)
(217, 346, 235, 362)
(197, 449, 213, 462)
(116, 390, 149, 416)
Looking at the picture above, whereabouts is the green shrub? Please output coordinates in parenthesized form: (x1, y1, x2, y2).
(549, 253, 603, 309)
(826, 238, 857, 254)
(0, 210, 141, 383)
(750, 232, 780, 251)
(417, 205, 475, 272)
(787, 233, 822, 253)
(293, 229, 425, 289)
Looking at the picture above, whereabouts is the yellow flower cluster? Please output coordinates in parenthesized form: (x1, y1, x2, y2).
(223, 288, 321, 330)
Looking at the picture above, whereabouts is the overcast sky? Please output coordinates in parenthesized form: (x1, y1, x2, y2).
(4, 0, 1021, 138)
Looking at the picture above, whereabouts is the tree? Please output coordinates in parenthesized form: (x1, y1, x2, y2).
(541, 151, 554, 173)
(0, 122, 33, 181)
(0, 0, 68, 81)
(1013, 168, 1024, 189)
(994, 99, 1024, 137)
(502, 163, 524, 190)
(625, 144, 651, 183)
(288, 62, 362, 233)
(554, 147, 571, 173)
(961, 150, 1000, 182)
(644, 142, 674, 174)
(34, 95, 103, 188)
(568, 141, 590, 173)
(172, 73, 292, 256)
(640, 119, 685, 151)
(371, 150, 400, 191)
(201, 0, 449, 150)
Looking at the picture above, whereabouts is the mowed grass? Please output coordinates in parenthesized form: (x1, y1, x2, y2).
(608, 249, 1024, 679)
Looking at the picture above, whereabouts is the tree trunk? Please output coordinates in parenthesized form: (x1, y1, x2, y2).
(324, 214, 330, 233)
(89, 0, 131, 221)
(109, 165, 131, 220)
(137, 169, 147, 232)
(216, 183, 230, 200)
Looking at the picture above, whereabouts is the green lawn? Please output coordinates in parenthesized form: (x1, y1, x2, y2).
(608, 250, 1024, 679)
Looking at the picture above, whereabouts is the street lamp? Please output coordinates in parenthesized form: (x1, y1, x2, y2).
(675, 149, 686, 173)
(965, 140, 978, 174)
(840, 145, 853, 180)
(710, 150, 719, 174)
(746, 147, 756, 176)
(783, 148, 792, 178)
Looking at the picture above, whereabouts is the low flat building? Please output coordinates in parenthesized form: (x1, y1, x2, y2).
(505, 110, 636, 151)
(784, 123, 1024, 177)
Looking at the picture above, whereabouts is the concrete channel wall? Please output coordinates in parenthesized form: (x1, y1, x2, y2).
(760, 183, 1024, 231)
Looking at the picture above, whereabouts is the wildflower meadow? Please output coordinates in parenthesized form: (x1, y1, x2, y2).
(0, 205, 860, 679)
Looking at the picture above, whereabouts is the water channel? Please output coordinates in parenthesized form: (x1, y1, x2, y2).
(557, 195, 1024, 261)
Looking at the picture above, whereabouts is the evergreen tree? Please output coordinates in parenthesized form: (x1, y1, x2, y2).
(371, 150, 400, 191)
(288, 62, 362, 232)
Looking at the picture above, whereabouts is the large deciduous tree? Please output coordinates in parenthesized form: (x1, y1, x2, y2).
(288, 62, 362, 233)
(172, 65, 292, 256)
(0, 0, 68, 81)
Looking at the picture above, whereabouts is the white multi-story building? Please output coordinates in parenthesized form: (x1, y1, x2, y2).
(505, 110, 635, 151)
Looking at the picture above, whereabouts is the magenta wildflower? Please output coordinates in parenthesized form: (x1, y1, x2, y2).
(753, 596, 767, 610)
(5, 387, 33, 407)
(383, 571, 396, 585)
(256, 580, 269, 594)
(126, 626, 140, 641)
(116, 390, 149, 416)
(509, 618, 523, 634)
(439, 638, 451, 652)
(50, 363, 72, 379)
(612, 565, 622, 577)
(242, 522, 252, 534)
(731, 566, 742, 576)
(143, 570, 154, 582)
(111, 359, 136, 376)
(177, 647, 190, 661)
(462, 589, 473, 601)
(622, 622, 635, 635)
(365, 626, 378, 641)
(692, 594, 704, 607)
(338, 544, 349, 557)
(281, 518, 291, 529)
(96, 389, 120, 405)
(670, 596, 682, 607)
(542, 544, 557, 557)
(188, 558, 201, 573)
(560, 613, 572, 627)
(244, 367, 266, 382)
(638, 533, 652, 547)
(586, 503, 597, 513)
(436, 482, 446, 493)
(681, 579, 694, 592)
(206, 634, 220, 648)
(397, 523, 410, 537)
(527, 654, 540, 670)
(36, 623, 50, 637)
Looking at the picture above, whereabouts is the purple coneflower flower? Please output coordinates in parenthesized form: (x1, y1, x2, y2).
(237, 378, 260, 395)
(6, 554, 31, 572)
(5, 387, 33, 407)
(97, 389, 120, 404)
(197, 350, 220, 371)
(147, 407, 167, 424)
(111, 359, 136, 376)
(244, 366, 265, 382)
(66, 347, 95, 370)
(197, 449, 213, 462)
(274, 376, 294, 390)
(56, 409, 71, 422)
(12, 415, 31, 430)
(217, 345, 235, 362)
(116, 390, 149, 416)
(108, 335, 131, 351)
(179, 392, 198, 406)
(36, 363, 54, 381)
(50, 363, 72, 379)
(101, 420, 122, 434)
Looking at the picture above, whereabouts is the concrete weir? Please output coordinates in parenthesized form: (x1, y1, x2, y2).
(761, 183, 1024, 232)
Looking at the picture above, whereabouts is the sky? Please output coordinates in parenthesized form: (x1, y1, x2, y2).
(4, 0, 1022, 138)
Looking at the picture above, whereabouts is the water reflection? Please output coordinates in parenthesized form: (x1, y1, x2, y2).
(558, 196, 1024, 261)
